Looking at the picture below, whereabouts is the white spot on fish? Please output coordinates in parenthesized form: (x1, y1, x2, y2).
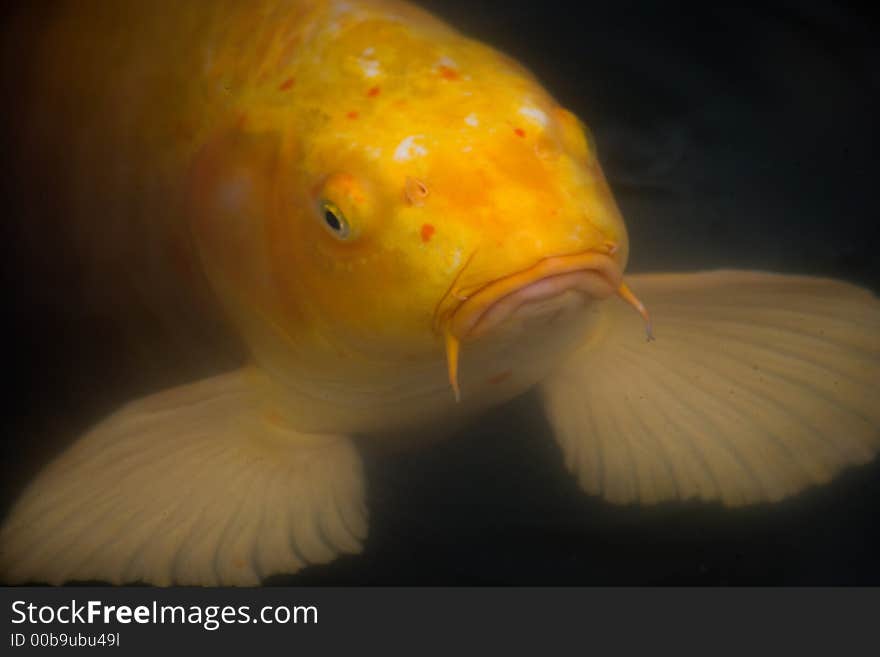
(464, 113, 479, 127)
(357, 47, 381, 78)
(359, 58, 380, 78)
(450, 247, 463, 270)
(393, 135, 428, 162)
(519, 106, 548, 127)
(569, 224, 586, 242)
(436, 55, 457, 68)
(462, 145, 473, 153)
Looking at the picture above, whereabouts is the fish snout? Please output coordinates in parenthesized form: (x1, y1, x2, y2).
(437, 250, 621, 401)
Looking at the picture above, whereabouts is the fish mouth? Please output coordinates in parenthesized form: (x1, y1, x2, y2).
(437, 249, 651, 400)
(447, 251, 623, 340)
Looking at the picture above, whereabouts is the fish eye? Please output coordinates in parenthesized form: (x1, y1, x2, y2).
(320, 200, 350, 239)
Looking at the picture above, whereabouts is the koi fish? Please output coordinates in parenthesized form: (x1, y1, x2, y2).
(1, 0, 878, 585)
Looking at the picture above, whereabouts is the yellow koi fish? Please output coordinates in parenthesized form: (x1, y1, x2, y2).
(1, 0, 878, 585)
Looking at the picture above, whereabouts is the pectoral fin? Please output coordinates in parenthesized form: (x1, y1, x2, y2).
(0, 368, 367, 585)
(540, 271, 880, 506)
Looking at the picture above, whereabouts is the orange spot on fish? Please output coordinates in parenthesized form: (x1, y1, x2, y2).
(346, 111, 359, 119)
(487, 370, 512, 385)
(514, 127, 526, 138)
(279, 77, 295, 91)
(438, 65, 459, 80)
(264, 409, 284, 426)
(420, 223, 436, 242)
(367, 86, 381, 97)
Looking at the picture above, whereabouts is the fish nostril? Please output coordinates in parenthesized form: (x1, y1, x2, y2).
(404, 176, 429, 206)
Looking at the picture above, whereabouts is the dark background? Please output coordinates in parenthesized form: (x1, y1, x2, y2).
(3, 0, 879, 585)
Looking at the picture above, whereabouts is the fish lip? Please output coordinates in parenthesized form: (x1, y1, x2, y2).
(440, 250, 623, 341)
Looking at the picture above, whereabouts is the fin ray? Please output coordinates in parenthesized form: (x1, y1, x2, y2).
(648, 325, 878, 461)
(541, 270, 880, 506)
(0, 369, 366, 585)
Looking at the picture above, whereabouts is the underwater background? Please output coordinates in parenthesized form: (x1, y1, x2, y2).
(1, 0, 878, 585)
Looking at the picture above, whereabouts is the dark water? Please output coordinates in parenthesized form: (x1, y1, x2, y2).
(2, 0, 879, 585)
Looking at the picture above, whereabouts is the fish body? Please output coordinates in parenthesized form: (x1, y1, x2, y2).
(16, 0, 626, 432)
(1, 0, 878, 585)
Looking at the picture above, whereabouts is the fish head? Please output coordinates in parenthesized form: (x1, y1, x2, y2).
(190, 3, 634, 415)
